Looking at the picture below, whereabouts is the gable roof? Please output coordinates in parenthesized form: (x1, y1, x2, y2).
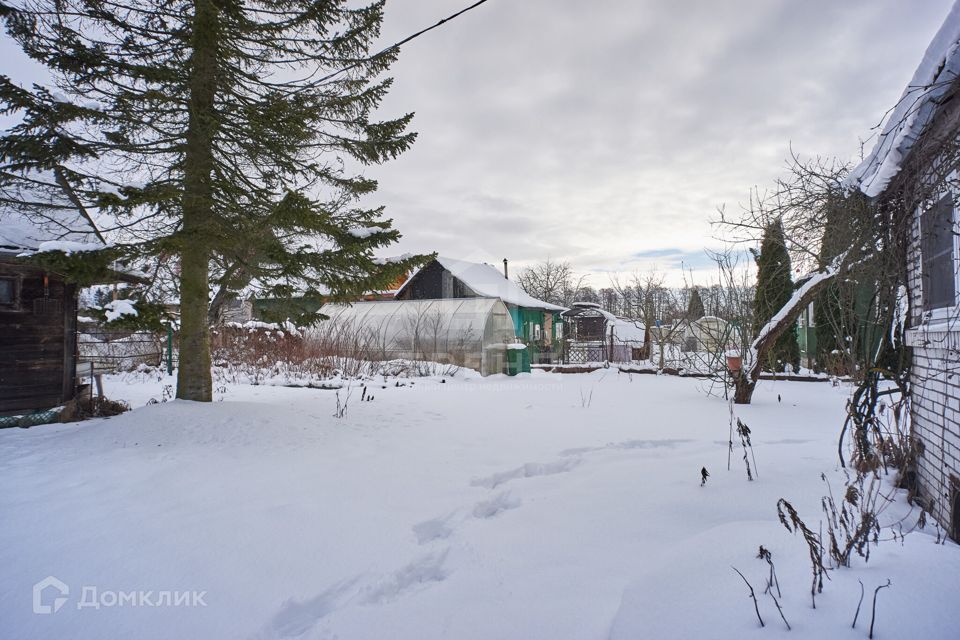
(846, 1, 960, 197)
(396, 256, 566, 311)
(561, 304, 646, 342)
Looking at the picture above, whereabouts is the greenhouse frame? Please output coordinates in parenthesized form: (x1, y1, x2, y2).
(314, 298, 516, 376)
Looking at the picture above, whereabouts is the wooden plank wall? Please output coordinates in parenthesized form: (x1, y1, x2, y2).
(0, 261, 73, 415)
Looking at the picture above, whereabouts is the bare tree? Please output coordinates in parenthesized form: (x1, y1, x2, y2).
(610, 269, 695, 368)
(714, 153, 903, 406)
(516, 259, 586, 307)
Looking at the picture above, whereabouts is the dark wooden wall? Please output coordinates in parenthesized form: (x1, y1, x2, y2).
(0, 259, 76, 416)
(572, 315, 605, 341)
(396, 260, 471, 300)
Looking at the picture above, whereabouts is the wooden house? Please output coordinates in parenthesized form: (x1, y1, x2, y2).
(394, 257, 566, 361)
(0, 253, 79, 416)
(0, 214, 141, 419)
(846, 3, 960, 540)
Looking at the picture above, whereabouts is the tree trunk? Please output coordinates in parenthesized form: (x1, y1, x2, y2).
(734, 267, 841, 404)
(176, 0, 219, 402)
(733, 373, 755, 405)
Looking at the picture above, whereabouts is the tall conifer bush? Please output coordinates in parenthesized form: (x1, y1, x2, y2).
(687, 287, 705, 320)
(752, 219, 801, 372)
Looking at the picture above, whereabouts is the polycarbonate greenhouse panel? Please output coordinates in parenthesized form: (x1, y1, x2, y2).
(312, 298, 515, 375)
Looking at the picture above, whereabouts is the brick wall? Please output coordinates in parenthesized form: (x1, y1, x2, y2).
(905, 206, 960, 537)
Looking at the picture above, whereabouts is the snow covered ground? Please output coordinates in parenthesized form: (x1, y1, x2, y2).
(1, 370, 957, 639)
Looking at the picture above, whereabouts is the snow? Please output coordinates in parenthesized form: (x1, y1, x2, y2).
(596, 308, 647, 343)
(0, 206, 104, 254)
(373, 253, 414, 266)
(846, 1, 960, 197)
(31, 239, 109, 255)
(397, 257, 566, 311)
(102, 298, 138, 322)
(346, 226, 378, 239)
(224, 319, 300, 336)
(1, 372, 957, 639)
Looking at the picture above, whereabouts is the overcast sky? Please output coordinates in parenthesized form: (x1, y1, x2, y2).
(1, 1, 953, 287)
(364, 0, 955, 286)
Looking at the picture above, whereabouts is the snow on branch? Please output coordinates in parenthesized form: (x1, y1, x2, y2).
(745, 251, 849, 382)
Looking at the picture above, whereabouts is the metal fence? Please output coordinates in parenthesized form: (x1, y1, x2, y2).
(564, 341, 634, 364)
(78, 330, 166, 372)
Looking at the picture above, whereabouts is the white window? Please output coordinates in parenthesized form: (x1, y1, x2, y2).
(534, 324, 542, 341)
(555, 322, 563, 339)
(920, 192, 958, 319)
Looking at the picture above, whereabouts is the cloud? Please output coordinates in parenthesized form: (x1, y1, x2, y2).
(365, 0, 953, 285)
(0, 0, 951, 288)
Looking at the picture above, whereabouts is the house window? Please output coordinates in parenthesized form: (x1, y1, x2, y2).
(0, 277, 20, 310)
(534, 324, 542, 341)
(555, 322, 563, 339)
(920, 193, 957, 312)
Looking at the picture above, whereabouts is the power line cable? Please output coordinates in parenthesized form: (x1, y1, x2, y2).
(316, 0, 493, 85)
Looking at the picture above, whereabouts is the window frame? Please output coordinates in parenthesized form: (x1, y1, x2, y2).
(918, 183, 960, 325)
(0, 275, 22, 312)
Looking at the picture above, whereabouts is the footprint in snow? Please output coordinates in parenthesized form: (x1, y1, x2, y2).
(472, 491, 521, 519)
(559, 438, 692, 457)
(265, 576, 361, 638)
(412, 513, 456, 544)
(360, 549, 450, 604)
(470, 458, 581, 490)
(260, 551, 451, 637)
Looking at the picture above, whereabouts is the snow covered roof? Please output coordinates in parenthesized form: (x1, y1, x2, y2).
(0, 210, 104, 255)
(397, 256, 566, 311)
(560, 304, 646, 343)
(846, 1, 960, 197)
(599, 309, 646, 343)
(0, 210, 148, 283)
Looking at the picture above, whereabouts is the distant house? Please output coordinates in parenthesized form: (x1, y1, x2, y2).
(0, 213, 143, 420)
(361, 271, 410, 301)
(684, 316, 732, 354)
(845, 3, 960, 540)
(395, 257, 566, 361)
(560, 302, 646, 362)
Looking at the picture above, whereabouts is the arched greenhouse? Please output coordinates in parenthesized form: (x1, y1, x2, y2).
(314, 298, 516, 376)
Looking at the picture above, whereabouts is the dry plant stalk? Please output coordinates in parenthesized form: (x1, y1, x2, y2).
(821, 472, 882, 567)
(776, 498, 828, 608)
(737, 419, 758, 480)
(731, 566, 764, 628)
(869, 579, 892, 639)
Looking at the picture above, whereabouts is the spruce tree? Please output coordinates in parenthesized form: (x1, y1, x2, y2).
(686, 287, 705, 319)
(1, 1, 423, 401)
(752, 219, 801, 372)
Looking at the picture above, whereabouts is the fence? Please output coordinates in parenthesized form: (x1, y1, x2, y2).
(78, 330, 166, 373)
(565, 341, 633, 364)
